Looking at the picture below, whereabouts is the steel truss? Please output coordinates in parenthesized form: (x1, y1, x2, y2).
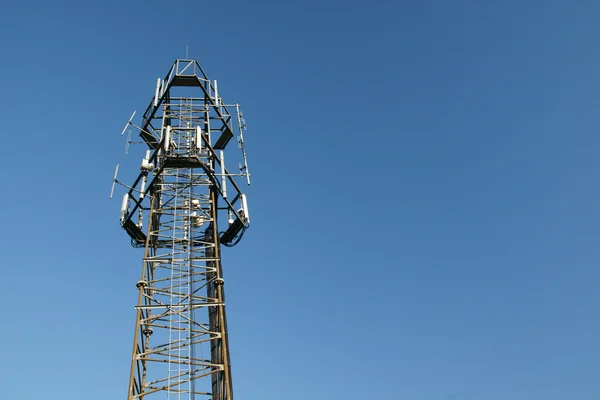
(115, 60, 251, 400)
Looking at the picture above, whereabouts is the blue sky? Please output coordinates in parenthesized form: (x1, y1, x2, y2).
(1, 1, 599, 399)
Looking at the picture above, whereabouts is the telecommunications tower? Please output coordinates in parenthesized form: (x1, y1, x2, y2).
(111, 59, 252, 400)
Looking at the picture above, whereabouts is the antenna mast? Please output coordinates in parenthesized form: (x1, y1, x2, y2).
(113, 59, 252, 400)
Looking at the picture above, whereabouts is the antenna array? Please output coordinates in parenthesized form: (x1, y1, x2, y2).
(111, 59, 252, 400)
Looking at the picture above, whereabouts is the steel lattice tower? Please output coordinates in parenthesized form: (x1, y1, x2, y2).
(112, 59, 251, 400)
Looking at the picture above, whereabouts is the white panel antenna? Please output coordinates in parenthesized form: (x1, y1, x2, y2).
(214, 80, 219, 106)
(120, 194, 129, 222)
(241, 194, 250, 224)
(195, 126, 203, 152)
(153, 78, 161, 107)
(220, 151, 227, 199)
(164, 126, 172, 152)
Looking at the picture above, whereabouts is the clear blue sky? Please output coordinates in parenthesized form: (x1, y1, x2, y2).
(1, 1, 598, 399)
